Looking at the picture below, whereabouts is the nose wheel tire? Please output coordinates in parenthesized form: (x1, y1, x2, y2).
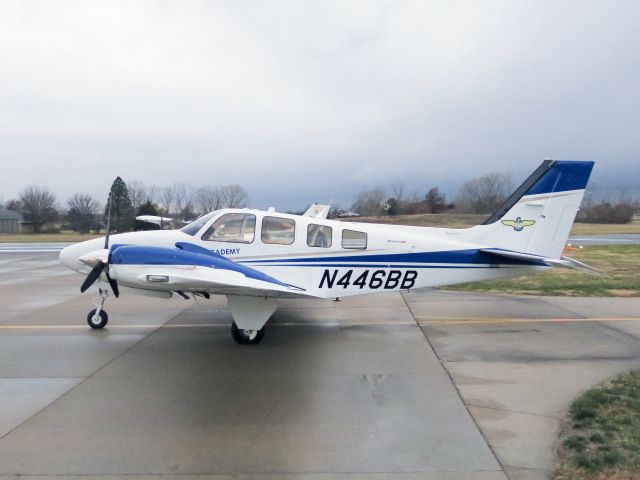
(87, 309, 108, 329)
(231, 321, 265, 345)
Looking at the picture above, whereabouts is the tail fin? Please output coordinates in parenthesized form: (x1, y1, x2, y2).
(470, 160, 594, 259)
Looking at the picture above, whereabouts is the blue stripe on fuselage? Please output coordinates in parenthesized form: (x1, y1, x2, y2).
(240, 249, 547, 267)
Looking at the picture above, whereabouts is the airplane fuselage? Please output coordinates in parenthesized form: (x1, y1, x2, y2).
(60, 208, 545, 299)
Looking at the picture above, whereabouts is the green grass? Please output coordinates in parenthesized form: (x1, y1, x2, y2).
(571, 223, 640, 235)
(444, 245, 640, 297)
(0, 231, 101, 243)
(554, 371, 640, 480)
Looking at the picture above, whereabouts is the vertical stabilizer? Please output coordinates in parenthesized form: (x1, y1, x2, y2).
(469, 160, 594, 259)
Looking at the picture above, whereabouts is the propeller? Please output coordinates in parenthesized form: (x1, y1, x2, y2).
(80, 261, 106, 293)
(79, 190, 120, 297)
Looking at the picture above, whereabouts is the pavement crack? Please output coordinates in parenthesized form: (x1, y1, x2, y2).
(466, 403, 562, 421)
(538, 297, 587, 320)
(596, 321, 640, 343)
(400, 292, 509, 479)
(0, 307, 189, 443)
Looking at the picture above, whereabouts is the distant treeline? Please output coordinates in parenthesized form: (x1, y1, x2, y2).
(1, 178, 248, 233)
(345, 173, 637, 224)
(1, 172, 637, 234)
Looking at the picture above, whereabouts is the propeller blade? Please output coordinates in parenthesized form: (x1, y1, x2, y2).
(80, 262, 105, 293)
(105, 271, 119, 298)
(104, 191, 113, 249)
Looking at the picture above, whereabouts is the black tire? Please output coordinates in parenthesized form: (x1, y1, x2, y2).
(231, 321, 264, 345)
(87, 309, 108, 329)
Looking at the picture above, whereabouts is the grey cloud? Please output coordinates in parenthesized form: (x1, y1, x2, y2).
(0, 0, 638, 209)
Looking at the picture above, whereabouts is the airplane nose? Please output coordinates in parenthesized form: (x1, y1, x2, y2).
(59, 243, 82, 271)
(59, 238, 105, 272)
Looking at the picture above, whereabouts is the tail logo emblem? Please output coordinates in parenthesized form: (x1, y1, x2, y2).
(501, 217, 535, 231)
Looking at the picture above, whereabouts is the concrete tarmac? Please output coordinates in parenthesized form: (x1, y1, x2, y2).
(0, 252, 639, 479)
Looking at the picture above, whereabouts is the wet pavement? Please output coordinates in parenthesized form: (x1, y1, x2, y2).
(0, 251, 639, 479)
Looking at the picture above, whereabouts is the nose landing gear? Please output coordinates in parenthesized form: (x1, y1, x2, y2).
(87, 288, 109, 329)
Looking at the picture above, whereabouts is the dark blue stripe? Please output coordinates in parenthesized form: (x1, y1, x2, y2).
(239, 263, 514, 269)
(242, 249, 545, 266)
(526, 160, 594, 195)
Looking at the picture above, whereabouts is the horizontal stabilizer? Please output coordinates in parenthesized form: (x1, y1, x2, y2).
(481, 248, 599, 274)
(303, 203, 331, 219)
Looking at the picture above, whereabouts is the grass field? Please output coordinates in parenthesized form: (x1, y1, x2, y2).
(0, 232, 100, 243)
(445, 244, 640, 297)
(571, 223, 640, 235)
(554, 371, 640, 480)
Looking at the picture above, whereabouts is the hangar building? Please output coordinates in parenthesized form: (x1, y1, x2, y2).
(0, 210, 22, 233)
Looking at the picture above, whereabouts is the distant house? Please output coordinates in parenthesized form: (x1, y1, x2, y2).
(0, 210, 22, 233)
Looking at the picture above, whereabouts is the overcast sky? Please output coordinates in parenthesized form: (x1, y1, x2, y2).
(0, 0, 638, 210)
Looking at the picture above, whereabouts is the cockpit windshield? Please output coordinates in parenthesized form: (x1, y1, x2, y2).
(180, 212, 219, 236)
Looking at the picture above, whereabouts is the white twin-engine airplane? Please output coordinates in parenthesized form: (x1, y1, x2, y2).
(60, 160, 594, 344)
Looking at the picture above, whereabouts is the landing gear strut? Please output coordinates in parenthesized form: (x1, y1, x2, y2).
(226, 295, 276, 345)
(87, 288, 109, 329)
(231, 321, 265, 345)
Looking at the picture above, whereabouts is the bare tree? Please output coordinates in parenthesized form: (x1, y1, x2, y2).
(4, 198, 23, 211)
(220, 184, 248, 208)
(67, 193, 100, 233)
(145, 184, 159, 204)
(457, 173, 512, 214)
(578, 201, 634, 224)
(127, 180, 147, 213)
(196, 186, 223, 214)
(351, 186, 387, 216)
(19, 186, 57, 232)
(391, 181, 405, 214)
(160, 186, 175, 216)
(172, 183, 196, 220)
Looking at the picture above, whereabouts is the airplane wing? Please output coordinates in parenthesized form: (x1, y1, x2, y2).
(480, 248, 599, 273)
(109, 242, 317, 299)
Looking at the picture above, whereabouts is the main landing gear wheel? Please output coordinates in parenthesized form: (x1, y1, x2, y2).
(231, 321, 265, 345)
(87, 309, 108, 329)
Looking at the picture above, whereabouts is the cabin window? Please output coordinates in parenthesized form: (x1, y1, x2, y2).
(201, 213, 256, 243)
(307, 224, 332, 248)
(342, 229, 367, 249)
(262, 216, 295, 245)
